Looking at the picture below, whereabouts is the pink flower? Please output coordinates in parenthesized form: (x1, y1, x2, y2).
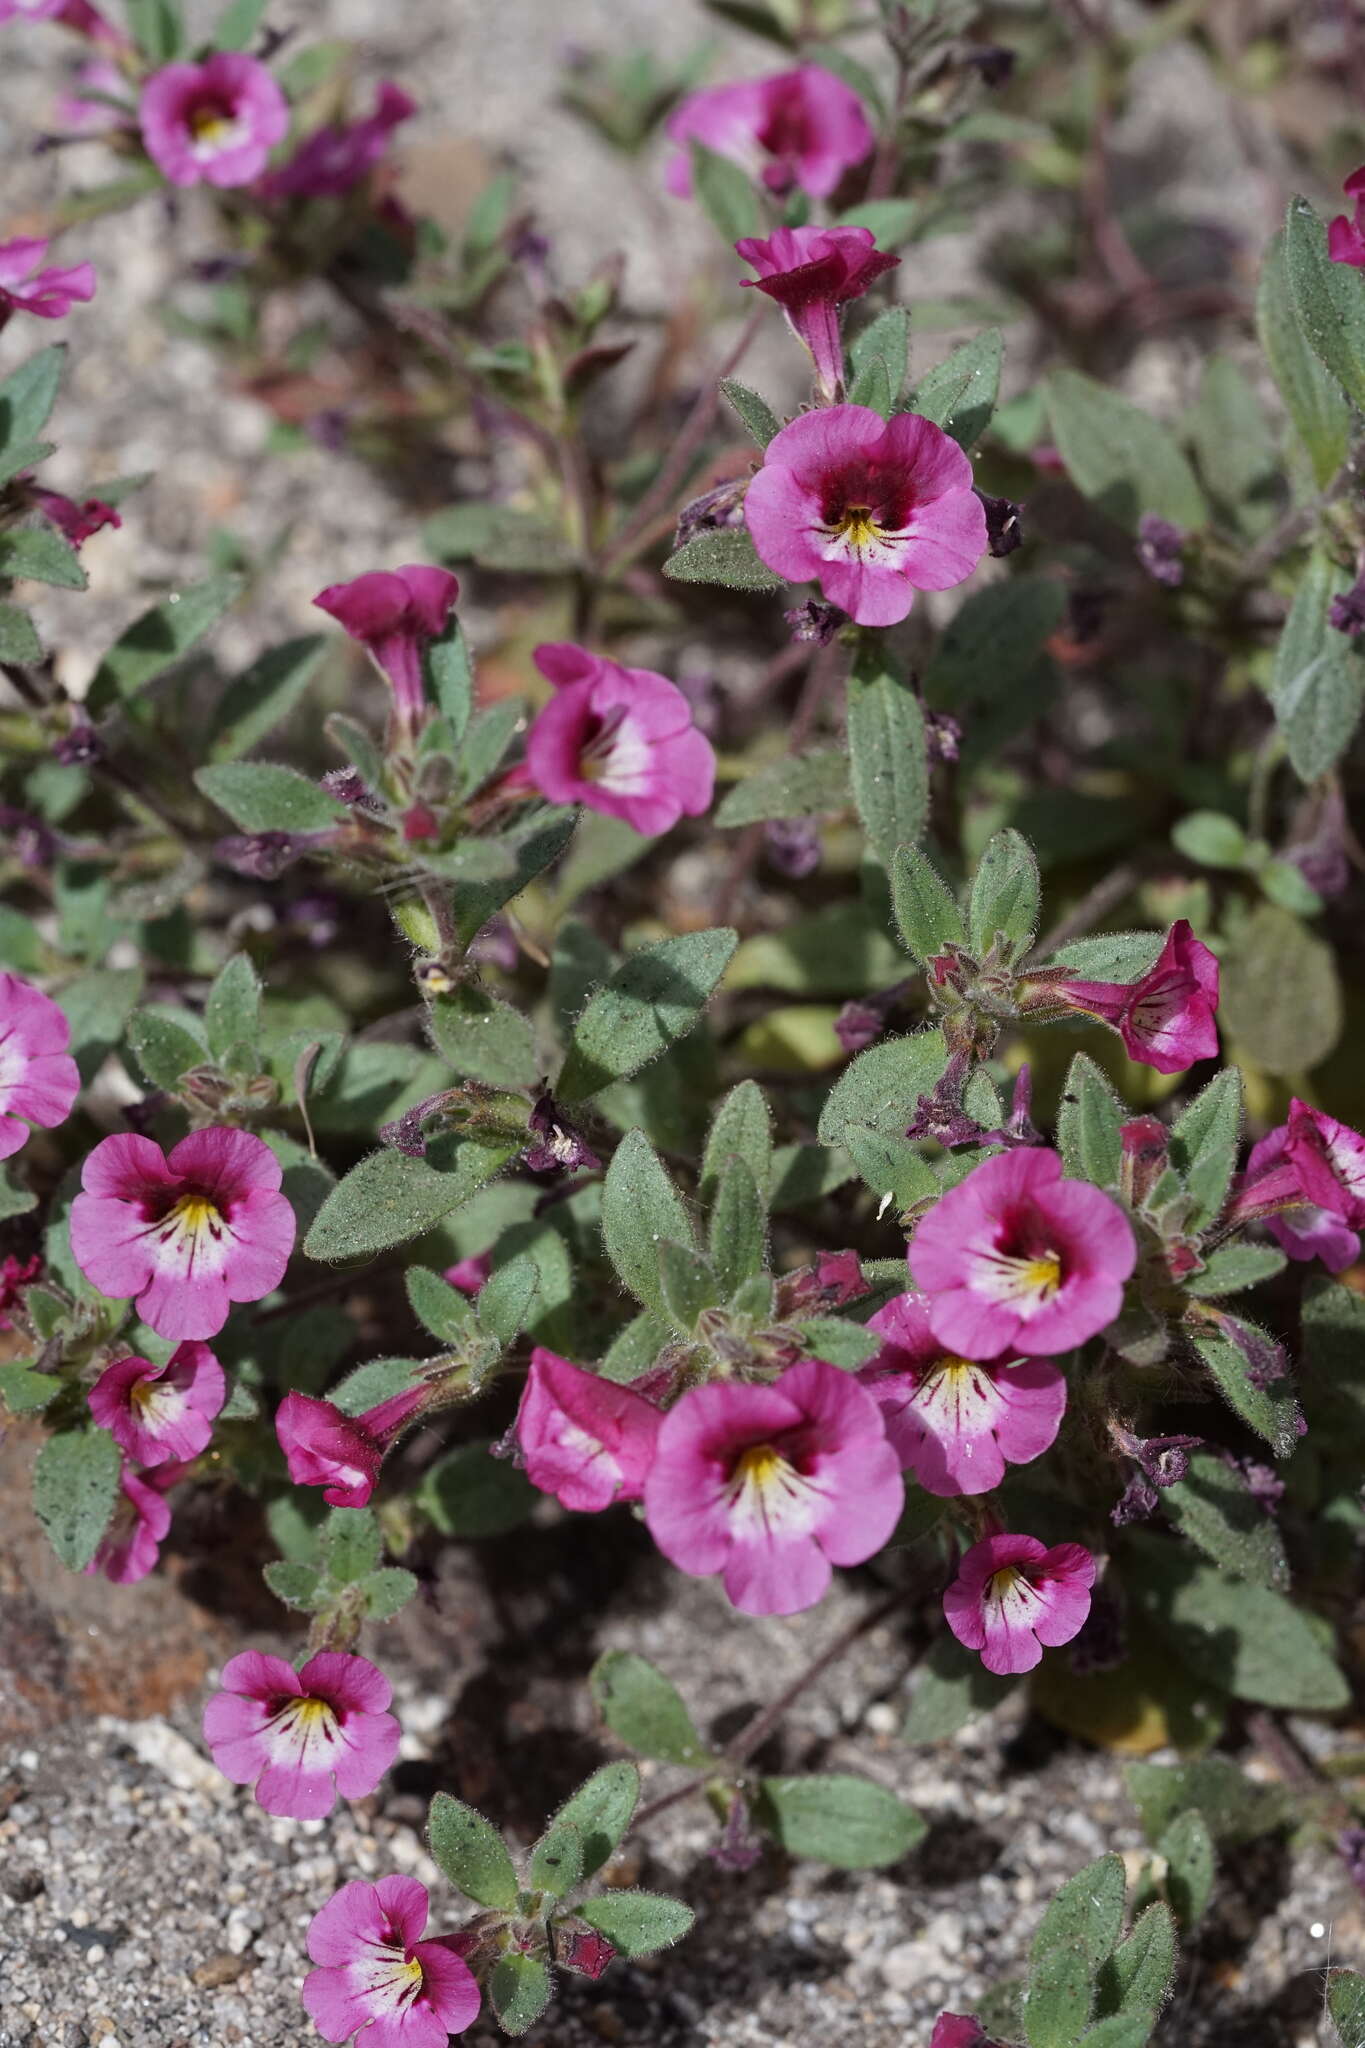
(932, 2016, 994, 2048)
(909, 1149, 1136, 1360)
(443, 1252, 491, 1297)
(858, 1291, 1066, 1497)
(88, 1340, 226, 1466)
(275, 1386, 426, 1509)
(1329, 166, 1365, 268)
(944, 1532, 1095, 1676)
(736, 224, 898, 398)
(55, 55, 130, 132)
(1244, 1125, 1359, 1273)
(1284, 1098, 1365, 1229)
(1034, 920, 1220, 1074)
(69, 1128, 295, 1342)
(203, 1650, 400, 1820)
(515, 1348, 661, 1513)
(643, 1358, 902, 1616)
(520, 642, 715, 835)
(84, 1461, 187, 1584)
(0, 236, 95, 321)
(31, 486, 121, 548)
(665, 65, 873, 200)
(264, 81, 415, 200)
(313, 566, 460, 734)
(744, 406, 988, 627)
(0, 971, 80, 1159)
(0, 1251, 41, 1329)
(1, 0, 119, 38)
(139, 53, 289, 189)
(303, 1875, 481, 2046)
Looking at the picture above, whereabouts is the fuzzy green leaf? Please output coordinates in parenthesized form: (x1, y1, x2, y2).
(721, 376, 781, 447)
(969, 828, 1040, 959)
(757, 1773, 925, 1869)
(427, 1793, 519, 1909)
(196, 761, 349, 835)
(87, 573, 242, 714)
(304, 1133, 524, 1262)
(846, 641, 928, 871)
(33, 1427, 122, 1571)
(557, 928, 736, 1102)
(1284, 195, 1365, 411)
(579, 1890, 696, 1957)
(1044, 368, 1207, 531)
(590, 1650, 714, 1767)
(663, 525, 785, 592)
(908, 329, 1002, 450)
(715, 748, 849, 827)
(548, 1761, 639, 1881)
(1257, 227, 1351, 488)
(1057, 1053, 1125, 1191)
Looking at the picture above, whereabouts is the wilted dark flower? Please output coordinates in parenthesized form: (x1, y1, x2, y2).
(1136, 514, 1185, 589)
(1068, 1587, 1127, 1673)
(1329, 580, 1365, 637)
(216, 831, 309, 880)
(522, 1090, 600, 1177)
(765, 817, 821, 878)
(964, 43, 1017, 87)
(674, 476, 746, 546)
(1111, 1472, 1159, 1525)
(835, 997, 883, 1055)
(710, 1793, 764, 1872)
(924, 707, 963, 765)
(784, 597, 844, 644)
(976, 489, 1022, 558)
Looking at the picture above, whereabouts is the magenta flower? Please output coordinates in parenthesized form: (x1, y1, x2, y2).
(264, 81, 416, 200)
(56, 55, 130, 132)
(313, 565, 460, 735)
(909, 1149, 1136, 1360)
(0, 0, 118, 38)
(665, 65, 873, 200)
(275, 1386, 426, 1509)
(303, 1875, 481, 2046)
(0, 236, 95, 322)
(1244, 1125, 1359, 1273)
(516, 1347, 661, 1513)
(0, 1250, 41, 1329)
(0, 971, 80, 1160)
(84, 1461, 185, 1584)
(745, 406, 988, 627)
(1284, 1098, 1365, 1229)
(520, 642, 716, 835)
(931, 2020, 993, 2048)
(203, 1650, 400, 1820)
(643, 1358, 902, 1616)
(69, 1128, 295, 1342)
(1034, 920, 1220, 1074)
(1329, 166, 1365, 268)
(139, 52, 289, 189)
(88, 1340, 225, 1467)
(31, 485, 120, 548)
(944, 1532, 1095, 1676)
(858, 1291, 1066, 1497)
(736, 224, 899, 398)
(443, 1252, 491, 1297)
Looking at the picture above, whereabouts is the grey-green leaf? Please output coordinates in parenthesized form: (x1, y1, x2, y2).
(700, 1079, 772, 1207)
(590, 1650, 714, 1767)
(1163, 1450, 1289, 1589)
(579, 1890, 696, 1957)
(205, 953, 261, 1062)
(663, 525, 785, 592)
(195, 761, 349, 835)
(715, 748, 849, 827)
(908, 329, 1002, 450)
(548, 1760, 640, 1880)
(969, 828, 1040, 958)
(1169, 1068, 1241, 1231)
(1044, 367, 1207, 531)
(1284, 194, 1365, 411)
(304, 1134, 524, 1262)
(602, 1130, 695, 1313)
(207, 637, 328, 760)
(87, 573, 243, 715)
(890, 843, 966, 965)
(427, 1793, 520, 1908)
(557, 928, 736, 1102)
(1057, 1053, 1125, 1190)
(846, 641, 928, 871)
(33, 1427, 122, 1571)
(721, 376, 781, 448)
(489, 1954, 551, 2036)
(757, 1773, 925, 1869)
(1257, 226, 1351, 488)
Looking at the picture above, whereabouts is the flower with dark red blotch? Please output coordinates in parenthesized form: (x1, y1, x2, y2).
(0, 971, 79, 1161)
(1033, 920, 1220, 1075)
(444, 1252, 492, 1297)
(303, 1876, 481, 2045)
(516, 1348, 661, 1513)
(1328, 166, 1365, 268)
(84, 1459, 191, 1584)
(31, 486, 120, 548)
(522, 1090, 601, 1177)
(70, 1128, 295, 1342)
(89, 1340, 225, 1466)
(910, 1148, 1135, 1360)
(276, 1386, 426, 1509)
(0, 1251, 41, 1329)
(859, 1290, 1066, 1497)
(263, 81, 415, 200)
(140, 53, 288, 189)
(1136, 514, 1185, 588)
(203, 1650, 400, 1820)
(519, 642, 715, 836)
(944, 1531, 1095, 1676)
(666, 64, 871, 200)
(745, 405, 987, 628)
(643, 1358, 902, 1616)
(736, 224, 898, 398)
(1244, 1124, 1359, 1274)
(0, 235, 94, 321)
(314, 565, 460, 734)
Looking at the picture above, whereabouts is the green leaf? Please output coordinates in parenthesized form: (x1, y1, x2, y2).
(1328, 1970, 1365, 2048)
(557, 928, 736, 1102)
(700, 1079, 772, 1207)
(406, 1264, 475, 1343)
(126, 1005, 209, 1090)
(212, 0, 269, 48)
(1284, 194, 1365, 411)
(1186, 1322, 1301, 1458)
(663, 525, 785, 592)
(1301, 1274, 1365, 1445)
(549, 1760, 639, 1880)
(1026, 1946, 1095, 2048)
(1095, 1902, 1176, 2029)
(836, 197, 919, 246)
(1154, 1809, 1214, 1930)
(1163, 1450, 1289, 1589)
(590, 1650, 714, 1767)
(715, 747, 849, 827)
(969, 828, 1040, 958)
(477, 1250, 540, 1346)
(1183, 1243, 1286, 1298)
(207, 636, 327, 761)
(57, 966, 142, 1082)
(0, 601, 42, 665)
(908, 329, 1002, 450)
(1218, 902, 1342, 1075)
(448, 809, 576, 948)
(205, 952, 261, 1062)
(320, 1506, 382, 1584)
(846, 640, 928, 871)
(689, 137, 761, 242)
(490, 1954, 552, 2036)
(890, 843, 967, 965)
(304, 1133, 523, 1262)
(33, 1427, 122, 1571)
(1171, 810, 1249, 868)
(1187, 355, 1278, 534)
(123, 0, 183, 61)
(1270, 548, 1364, 781)
(424, 615, 474, 739)
(818, 1026, 997, 1144)
(757, 1773, 925, 1869)
(844, 1122, 939, 1209)
(87, 573, 243, 714)
(657, 1239, 718, 1330)
(418, 1439, 536, 1537)
(709, 1157, 767, 1297)
(1125, 1755, 1291, 1847)
(728, 901, 903, 997)
(427, 1793, 519, 1909)
(1044, 367, 1207, 531)
(1257, 226, 1351, 487)
(1025, 1854, 1126, 2048)
(795, 1316, 881, 1369)
(1049, 932, 1164, 982)
(579, 1890, 695, 1957)
(428, 984, 538, 1090)
(721, 376, 781, 447)
(1169, 1068, 1242, 1231)
(0, 1363, 59, 1413)
(195, 761, 349, 835)
(0, 525, 88, 592)
(847, 351, 893, 416)
(0, 345, 65, 451)
(849, 307, 910, 402)
(361, 1566, 418, 1620)
(263, 1560, 326, 1611)
(770, 1140, 856, 1209)
(1056, 1053, 1125, 1190)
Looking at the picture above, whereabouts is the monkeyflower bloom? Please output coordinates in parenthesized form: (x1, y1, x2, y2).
(643, 1358, 902, 1616)
(0, 1251, 41, 1329)
(932, 2020, 998, 2048)
(303, 1876, 481, 2046)
(1283, 1099, 1365, 1228)
(515, 1348, 661, 1513)
(203, 1651, 400, 1819)
(31, 485, 121, 548)
(444, 1252, 492, 1296)
(519, 642, 716, 835)
(89, 1340, 225, 1466)
(264, 80, 416, 200)
(0, 0, 120, 40)
(140, 52, 289, 189)
(0, 236, 95, 322)
(858, 1291, 1066, 1497)
(665, 64, 873, 200)
(70, 1128, 295, 1342)
(910, 1149, 1135, 1360)
(1243, 1124, 1359, 1274)
(736, 224, 898, 398)
(944, 1532, 1095, 1676)
(1329, 166, 1365, 268)
(313, 565, 460, 735)
(84, 1460, 189, 1584)
(745, 406, 987, 627)
(1026, 920, 1220, 1075)
(276, 1386, 426, 1509)
(0, 971, 80, 1160)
